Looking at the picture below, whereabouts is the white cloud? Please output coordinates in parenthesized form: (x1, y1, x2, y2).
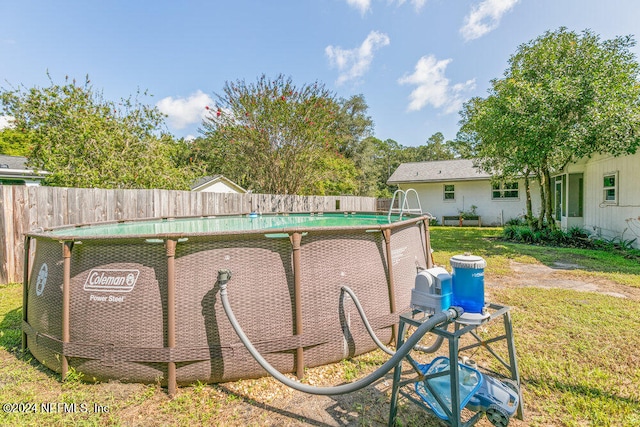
(156, 90, 214, 130)
(398, 55, 476, 114)
(410, 0, 427, 11)
(346, 0, 426, 14)
(325, 31, 390, 85)
(0, 115, 15, 130)
(393, 0, 428, 12)
(445, 79, 476, 114)
(346, 0, 371, 15)
(460, 0, 519, 41)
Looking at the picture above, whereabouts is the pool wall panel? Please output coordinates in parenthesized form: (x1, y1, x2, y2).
(299, 231, 391, 366)
(26, 239, 64, 373)
(173, 237, 296, 383)
(69, 241, 167, 382)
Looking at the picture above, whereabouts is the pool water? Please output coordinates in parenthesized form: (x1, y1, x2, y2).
(49, 213, 404, 237)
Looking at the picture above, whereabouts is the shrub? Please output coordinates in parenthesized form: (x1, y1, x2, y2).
(593, 235, 638, 251)
(505, 217, 525, 226)
(548, 229, 568, 245)
(503, 224, 520, 240)
(501, 224, 640, 260)
(515, 226, 536, 243)
(567, 226, 589, 239)
(502, 225, 591, 248)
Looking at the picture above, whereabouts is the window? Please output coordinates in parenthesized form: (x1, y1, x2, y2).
(443, 184, 455, 200)
(603, 172, 618, 204)
(492, 182, 519, 199)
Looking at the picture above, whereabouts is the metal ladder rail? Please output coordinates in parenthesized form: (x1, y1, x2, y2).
(388, 188, 424, 222)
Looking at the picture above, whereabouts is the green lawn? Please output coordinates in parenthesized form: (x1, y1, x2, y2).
(430, 226, 640, 288)
(1, 227, 639, 426)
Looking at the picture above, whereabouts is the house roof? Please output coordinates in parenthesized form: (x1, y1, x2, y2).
(0, 155, 48, 182)
(387, 159, 491, 184)
(0, 154, 29, 170)
(190, 174, 247, 193)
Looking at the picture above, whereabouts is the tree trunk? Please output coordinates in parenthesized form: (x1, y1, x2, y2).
(537, 170, 546, 229)
(524, 172, 534, 227)
(543, 168, 556, 229)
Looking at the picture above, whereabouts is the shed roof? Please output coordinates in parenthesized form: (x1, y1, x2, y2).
(387, 159, 490, 184)
(191, 174, 223, 190)
(190, 174, 247, 193)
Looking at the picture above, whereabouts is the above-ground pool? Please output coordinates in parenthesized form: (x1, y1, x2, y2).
(23, 212, 433, 392)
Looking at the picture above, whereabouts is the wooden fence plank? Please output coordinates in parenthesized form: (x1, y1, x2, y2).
(27, 186, 38, 230)
(80, 188, 96, 224)
(0, 186, 10, 283)
(67, 188, 79, 225)
(11, 186, 29, 283)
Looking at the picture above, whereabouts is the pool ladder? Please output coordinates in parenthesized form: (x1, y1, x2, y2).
(387, 188, 424, 222)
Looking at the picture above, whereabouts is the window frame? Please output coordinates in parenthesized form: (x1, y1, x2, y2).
(443, 184, 455, 201)
(603, 171, 618, 205)
(491, 181, 520, 200)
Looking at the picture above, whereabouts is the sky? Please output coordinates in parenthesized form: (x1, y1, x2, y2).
(2, 0, 640, 147)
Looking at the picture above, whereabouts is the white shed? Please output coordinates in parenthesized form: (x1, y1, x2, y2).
(190, 175, 247, 194)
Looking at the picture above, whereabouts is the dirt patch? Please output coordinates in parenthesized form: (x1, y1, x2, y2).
(489, 260, 640, 301)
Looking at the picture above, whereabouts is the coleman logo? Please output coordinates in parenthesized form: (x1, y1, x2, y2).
(35, 263, 48, 296)
(84, 269, 139, 292)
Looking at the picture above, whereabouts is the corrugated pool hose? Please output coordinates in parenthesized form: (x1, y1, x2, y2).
(218, 269, 462, 396)
(341, 285, 446, 356)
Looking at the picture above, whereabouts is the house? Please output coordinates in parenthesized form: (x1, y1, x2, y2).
(0, 155, 47, 186)
(389, 155, 640, 248)
(551, 151, 640, 247)
(191, 175, 247, 194)
(387, 159, 542, 226)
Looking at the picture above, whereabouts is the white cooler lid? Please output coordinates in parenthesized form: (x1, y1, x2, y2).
(450, 253, 486, 269)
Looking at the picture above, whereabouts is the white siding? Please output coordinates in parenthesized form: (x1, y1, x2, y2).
(399, 178, 541, 226)
(582, 152, 640, 247)
(198, 180, 242, 193)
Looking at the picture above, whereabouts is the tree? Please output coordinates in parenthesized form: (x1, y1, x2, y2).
(416, 132, 457, 161)
(348, 137, 398, 197)
(334, 93, 374, 157)
(197, 74, 372, 195)
(460, 28, 640, 227)
(448, 131, 475, 159)
(0, 76, 200, 189)
(0, 127, 33, 156)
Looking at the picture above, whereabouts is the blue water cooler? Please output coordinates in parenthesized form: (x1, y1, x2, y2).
(450, 254, 487, 317)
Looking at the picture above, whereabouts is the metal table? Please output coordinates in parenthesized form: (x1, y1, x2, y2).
(388, 303, 524, 426)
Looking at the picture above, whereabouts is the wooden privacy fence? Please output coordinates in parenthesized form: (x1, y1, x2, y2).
(0, 186, 377, 284)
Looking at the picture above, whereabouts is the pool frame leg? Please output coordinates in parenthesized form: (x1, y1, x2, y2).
(382, 228, 398, 342)
(61, 241, 73, 380)
(290, 232, 305, 379)
(166, 239, 177, 396)
(22, 236, 31, 352)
